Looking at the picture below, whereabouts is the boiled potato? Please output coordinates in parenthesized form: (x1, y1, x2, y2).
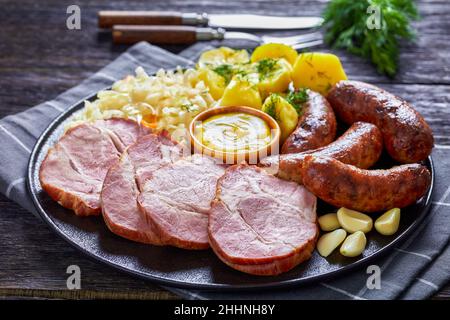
(251, 43, 298, 66)
(291, 52, 347, 95)
(256, 58, 292, 99)
(337, 207, 373, 233)
(318, 213, 341, 232)
(375, 208, 401, 236)
(198, 68, 227, 100)
(317, 229, 347, 257)
(198, 47, 250, 68)
(340, 231, 367, 257)
(221, 74, 262, 109)
(262, 94, 298, 142)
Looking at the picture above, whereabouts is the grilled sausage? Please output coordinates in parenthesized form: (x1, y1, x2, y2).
(327, 80, 434, 163)
(301, 155, 431, 212)
(260, 122, 383, 184)
(282, 90, 337, 154)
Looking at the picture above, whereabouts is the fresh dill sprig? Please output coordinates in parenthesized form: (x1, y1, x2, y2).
(256, 58, 278, 80)
(286, 89, 309, 115)
(212, 64, 234, 84)
(265, 94, 279, 120)
(322, 0, 419, 77)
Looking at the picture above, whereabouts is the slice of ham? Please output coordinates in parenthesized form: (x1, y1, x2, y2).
(101, 133, 185, 244)
(39, 118, 150, 216)
(95, 118, 150, 151)
(208, 164, 318, 275)
(137, 155, 226, 250)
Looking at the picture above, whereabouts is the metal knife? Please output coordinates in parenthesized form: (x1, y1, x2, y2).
(99, 11, 324, 30)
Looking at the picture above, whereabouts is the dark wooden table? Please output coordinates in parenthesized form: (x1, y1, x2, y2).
(0, 0, 449, 300)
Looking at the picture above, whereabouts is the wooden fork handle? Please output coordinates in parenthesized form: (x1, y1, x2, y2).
(112, 25, 198, 45)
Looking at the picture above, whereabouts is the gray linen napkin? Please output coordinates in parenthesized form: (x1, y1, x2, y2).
(1, 41, 449, 300)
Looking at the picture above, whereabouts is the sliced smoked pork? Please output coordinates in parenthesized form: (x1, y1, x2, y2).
(101, 133, 184, 244)
(137, 155, 226, 250)
(39, 118, 149, 216)
(95, 118, 150, 151)
(208, 164, 318, 275)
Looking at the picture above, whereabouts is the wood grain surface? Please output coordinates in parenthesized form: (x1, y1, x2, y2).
(0, 0, 449, 299)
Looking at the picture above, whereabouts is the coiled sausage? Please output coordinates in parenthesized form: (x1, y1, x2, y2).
(327, 80, 434, 163)
(260, 122, 383, 184)
(301, 155, 431, 212)
(282, 90, 337, 154)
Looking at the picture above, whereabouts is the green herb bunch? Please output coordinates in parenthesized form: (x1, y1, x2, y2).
(323, 0, 419, 77)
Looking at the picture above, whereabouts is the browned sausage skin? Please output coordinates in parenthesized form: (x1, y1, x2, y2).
(327, 80, 434, 163)
(260, 122, 383, 184)
(282, 90, 337, 154)
(301, 155, 431, 212)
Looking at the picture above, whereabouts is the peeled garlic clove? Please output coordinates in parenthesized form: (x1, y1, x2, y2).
(375, 208, 401, 236)
(337, 207, 373, 233)
(318, 213, 341, 231)
(340, 231, 367, 257)
(317, 229, 347, 257)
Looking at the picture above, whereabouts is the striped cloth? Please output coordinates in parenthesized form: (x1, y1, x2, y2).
(1, 41, 449, 300)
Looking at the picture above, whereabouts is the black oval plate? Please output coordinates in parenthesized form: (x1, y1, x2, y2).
(27, 91, 434, 291)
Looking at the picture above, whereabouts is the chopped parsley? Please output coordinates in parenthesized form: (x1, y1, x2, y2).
(256, 58, 278, 80)
(212, 64, 234, 84)
(265, 94, 279, 120)
(286, 89, 309, 115)
(234, 68, 249, 78)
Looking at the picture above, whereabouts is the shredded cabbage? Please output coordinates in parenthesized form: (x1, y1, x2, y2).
(68, 66, 216, 140)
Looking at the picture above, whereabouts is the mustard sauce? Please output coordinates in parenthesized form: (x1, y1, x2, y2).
(195, 112, 272, 153)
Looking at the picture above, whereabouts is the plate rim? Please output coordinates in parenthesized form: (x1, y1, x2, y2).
(27, 91, 435, 291)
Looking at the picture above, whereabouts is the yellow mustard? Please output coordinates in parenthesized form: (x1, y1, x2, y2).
(195, 112, 272, 153)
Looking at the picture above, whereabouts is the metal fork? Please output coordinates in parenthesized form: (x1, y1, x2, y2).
(207, 28, 323, 49)
(112, 25, 323, 49)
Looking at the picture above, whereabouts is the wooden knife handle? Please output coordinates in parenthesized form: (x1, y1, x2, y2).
(99, 11, 183, 28)
(112, 25, 198, 45)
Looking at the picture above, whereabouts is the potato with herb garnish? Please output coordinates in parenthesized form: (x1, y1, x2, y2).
(198, 47, 251, 100)
(251, 43, 298, 66)
(291, 52, 347, 95)
(221, 74, 262, 110)
(198, 68, 227, 100)
(255, 58, 292, 99)
(262, 94, 298, 143)
(198, 47, 250, 69)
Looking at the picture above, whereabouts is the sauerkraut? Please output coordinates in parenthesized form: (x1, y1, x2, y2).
(69, 66, 216, 141)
